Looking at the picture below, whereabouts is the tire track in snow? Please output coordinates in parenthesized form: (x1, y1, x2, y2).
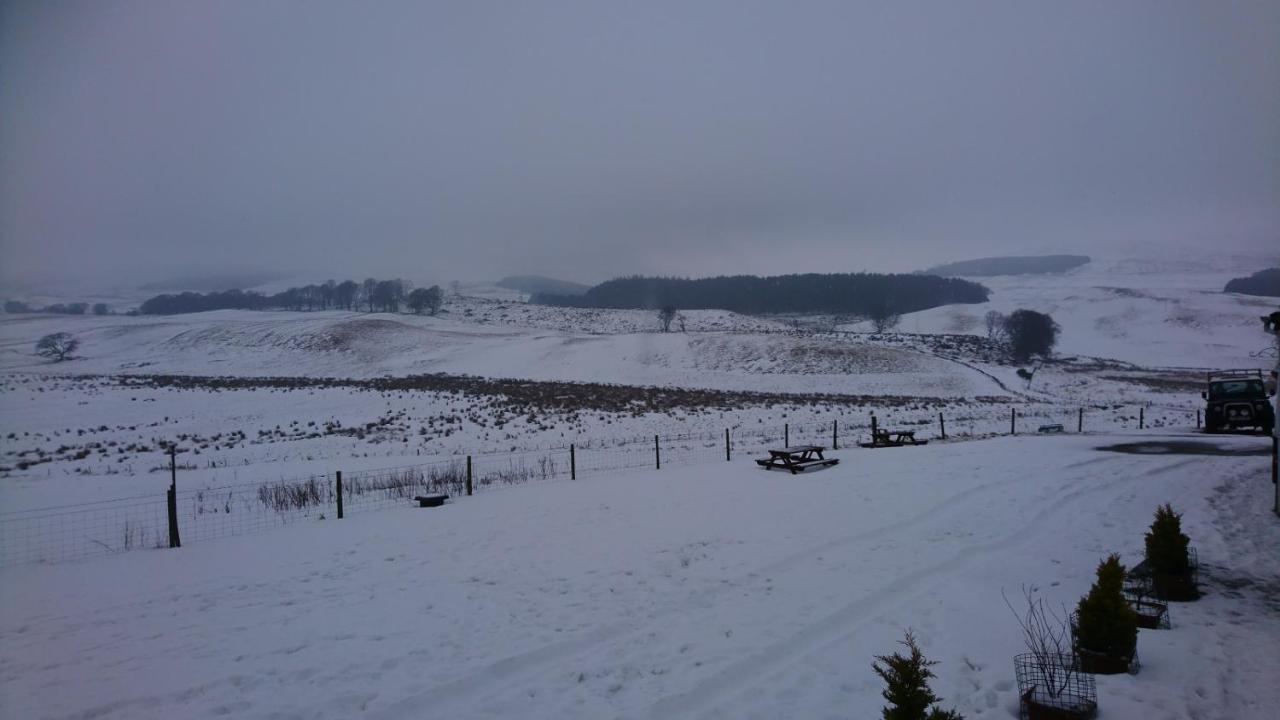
(369, 448, 1186, 718)
(643, 454, 1198, 718)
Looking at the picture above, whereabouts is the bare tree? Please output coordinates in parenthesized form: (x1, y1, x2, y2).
(362, 278, 377, 312)
(868, 297, 900, 333)
(658, 305, 677, 332)
(373, 280, 399, 312)
(335, 280, 358, 310)
(985, 310, 1006, 341)
(36, 332, 79, 361)
(873, 313, 900, 333)
(424, 285, 443, 315)
(407, 286, 443, 315)
(1005, 587, 1077, 701)
(677, 313, 687, 332)
(321, 279, 336, 309)
(407, 288, 429, 314)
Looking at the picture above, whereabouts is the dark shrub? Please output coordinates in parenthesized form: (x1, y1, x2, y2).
(1144, 504, 1198, 600)
(1074, 555, 1138, 666)
(872, 631, 965, 720)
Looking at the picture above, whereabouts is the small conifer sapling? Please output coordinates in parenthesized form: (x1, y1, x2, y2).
(1144, 503, 1198, 600)
(871, 631, 965, 720)
(1074, 554, 1138, 665)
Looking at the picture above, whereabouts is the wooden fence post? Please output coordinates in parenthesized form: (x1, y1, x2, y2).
(1272, 436, 1278, 517)
(465, 455, 473, 496)
(1010, 407, 1017, 435)
(938, 412, 946, 440)
(1078, 407, 1084, 433)
(570, 444, 576, 480)
(833, 419, 838, 449)
(871, 414, 878, 440)
(1139, 406, 1145, 429)
(655, 435, 661, 470)
(167, 445, 181, 548)
(784, 423, 789, 447)
(1196, 409, 1201, 429)
(336, 471, 344, 519)
(725, 429, 731, 461)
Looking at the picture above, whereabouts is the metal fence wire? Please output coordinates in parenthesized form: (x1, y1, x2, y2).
(1014, 653, 1099, 720)
(0, 403, 1205, 567)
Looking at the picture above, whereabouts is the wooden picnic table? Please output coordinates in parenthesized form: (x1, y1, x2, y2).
(859, 429, 928, 448)
(754, 445, 839, 474)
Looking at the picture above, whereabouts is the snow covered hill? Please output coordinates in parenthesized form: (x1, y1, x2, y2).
(0, 307, 999, 398)
(2, 253, 1277, 719)
(863, 254, 1280, 368)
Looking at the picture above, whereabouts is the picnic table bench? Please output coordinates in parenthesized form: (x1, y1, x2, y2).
(859, 429, 928, 448)
(754, 445, 839, 474)
(413, 493, 448, 508)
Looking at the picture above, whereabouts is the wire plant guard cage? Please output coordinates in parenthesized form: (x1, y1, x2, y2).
(1068, 612, 1141, 675)
(1014, 653, 1098, 720)
(1122, 585, 1172, 630)
(1128, 546, 1199, 602)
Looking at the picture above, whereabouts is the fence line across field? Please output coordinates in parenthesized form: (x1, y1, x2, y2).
(0, 402, 1206, 567)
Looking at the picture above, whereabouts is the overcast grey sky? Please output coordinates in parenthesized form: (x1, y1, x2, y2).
(2, 0, 1277, 291)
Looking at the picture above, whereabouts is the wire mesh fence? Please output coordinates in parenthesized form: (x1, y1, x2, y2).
(0, 402, 1207, 568)
(0, 496, 172, 566)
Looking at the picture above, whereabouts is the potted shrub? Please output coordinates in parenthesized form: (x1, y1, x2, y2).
(1143, 504, 1199, 601)
(1072, 555, 1139, 674)
(871, 631, 964, 720)
(1008, 589, 1097, 720)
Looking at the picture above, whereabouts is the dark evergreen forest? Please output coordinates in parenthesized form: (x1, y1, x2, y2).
(1224, 268, 1280, 297)
(534, 273, 989, 315)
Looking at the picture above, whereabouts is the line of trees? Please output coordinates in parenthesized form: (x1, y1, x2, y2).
(4, 301, 111, 316)
(138, 279, 444, 316)
(534, 273, 990, 317)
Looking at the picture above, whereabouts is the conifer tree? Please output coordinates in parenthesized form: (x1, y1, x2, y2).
(872, 631, 965, 720)
(1144, 504, 1197, 599)
(1145, 504, 1190, 575)
(1074, 554, 1138, 660)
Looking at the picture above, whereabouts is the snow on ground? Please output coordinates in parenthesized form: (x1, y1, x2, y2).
(1, 365, 1207, 517)
(850, 254, 1280, 369)
(0, 308, 999, 398)
(1, 252, 1277, 718)
(0, 375, 1013, 514)
(1, 430, 1276, 719)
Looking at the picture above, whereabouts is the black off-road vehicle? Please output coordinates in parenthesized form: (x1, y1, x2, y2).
(1202, 369, 1275, 434)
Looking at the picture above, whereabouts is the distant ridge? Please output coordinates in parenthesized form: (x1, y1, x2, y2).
(497, 275, 590, 296)
(139, 271, 289, 293)
(925, 255, 1090, 277)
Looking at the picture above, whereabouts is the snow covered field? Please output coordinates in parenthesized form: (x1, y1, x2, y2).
(2, 430, 1276, 719)
(872, 255, 1279, 369)
(1, 252, 1278, 718)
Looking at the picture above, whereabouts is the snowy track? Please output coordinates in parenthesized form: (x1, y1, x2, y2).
(2, 431, 1276, 719)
